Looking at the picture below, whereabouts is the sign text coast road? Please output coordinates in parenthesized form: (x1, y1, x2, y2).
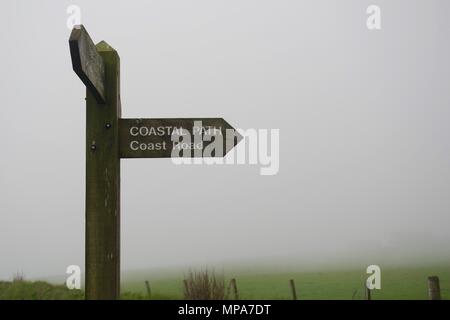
(119, 118, 242, 158)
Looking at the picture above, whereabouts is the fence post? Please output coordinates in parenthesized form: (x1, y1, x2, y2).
(230, 278, 239, 300)
(365, 283, 371, 300)
(289, 279, 298, 300)
(183, 279, 189, 298)
(427, 276, 441, 300)
(145, 280, 151, 299)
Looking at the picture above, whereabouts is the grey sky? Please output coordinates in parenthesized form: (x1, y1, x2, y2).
(1, 0, 450, 279)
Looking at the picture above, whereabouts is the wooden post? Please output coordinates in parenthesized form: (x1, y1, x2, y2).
(230, 278, 239, 300)
(183, 279, 189, 298)
(365, 286, 371, 300)
(289, 279, 298, 300)
(427, 276, 441, 300)
(145, 280, 151, 299)
(70, 25, 121, 300)
(85, 41, 121, 300)
(364, 280, 372, 300)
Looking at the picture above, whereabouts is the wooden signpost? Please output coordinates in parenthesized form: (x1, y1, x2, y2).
(69, 25, 241, 300)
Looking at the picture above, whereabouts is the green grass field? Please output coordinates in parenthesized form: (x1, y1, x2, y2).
(1, 265, 449, 299)
(122, 265, 450, 300)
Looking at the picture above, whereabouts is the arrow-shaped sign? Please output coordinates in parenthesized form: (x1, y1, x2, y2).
(69, 25, 106, 104)
(119, 118, 242, 158)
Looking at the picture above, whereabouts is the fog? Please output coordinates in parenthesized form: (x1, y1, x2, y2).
(1, 0, 450, 279)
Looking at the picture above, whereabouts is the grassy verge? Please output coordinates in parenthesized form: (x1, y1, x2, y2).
(1, 265, 449, 299)
(123, 265, 450, 300)
(0, 280, 83, 300)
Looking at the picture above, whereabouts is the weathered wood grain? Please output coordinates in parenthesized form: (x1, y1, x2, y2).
(69, 25, 106, 104)
(85, 41, 120, 300)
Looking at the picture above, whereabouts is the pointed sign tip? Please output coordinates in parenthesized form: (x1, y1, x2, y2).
(222, 118, 243, 146)
(235, 130, 243, 145)
(69, 24, 106, 104)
